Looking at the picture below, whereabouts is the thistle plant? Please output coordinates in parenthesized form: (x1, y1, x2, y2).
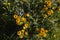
(0, 0, 60, 40)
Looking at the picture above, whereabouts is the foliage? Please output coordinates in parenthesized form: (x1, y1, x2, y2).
(0, 0, 60, 40)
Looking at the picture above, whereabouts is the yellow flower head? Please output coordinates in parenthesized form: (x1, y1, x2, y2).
(40, 28, 48, 33)
(17, 31, 22, 36)
(47, 10, 54, 15)
(47, 1, 52, 6)
(21, 29, 25, 33)
(24, 31, 28, 35)
(26, 13, 30, 17)
(42, 14, 47, 18)
(13, 14, 18, 19)
(40, 28, 45, 33)
(52, 7, 55, 10)
(24, 23, 29, 28)
(45, 30, 48, 33)
(21, 17, 26, 22)
(23, 26, 26, 29)
(37, 28, 48, 38)
(43, 7, 48, 11)
(47, 11, 52, 15)
(16, 18, 20, 25)
(50, 10, 54, 14)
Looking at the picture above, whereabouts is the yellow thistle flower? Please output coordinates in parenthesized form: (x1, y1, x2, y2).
(50, 10, 54, 14)
(37, 28, 48, 38)
(21, 17, 26, 22)
(47, 11, 52, 15)
(40, 28, 45, 33)
(17, 31, 22, 36)
(40, 28, 48, 33)
(21, 29, 25, 33)
(16, 18, 20, 25)
(45, 30, 48, 33)
(47, 10, 54, 15)
(16, 18, 20, 21)
(13, 14, 18, 19)
(26, 13, 30, 17)
(42, 14, 47, 18)
(47, 1, 52, 7)
(23, 26, 26, 29)
(24, 23, 29, 28)
(24, 31, 28, 35)
(43, 7, 48, 11)
(19, 35, 23, 39)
